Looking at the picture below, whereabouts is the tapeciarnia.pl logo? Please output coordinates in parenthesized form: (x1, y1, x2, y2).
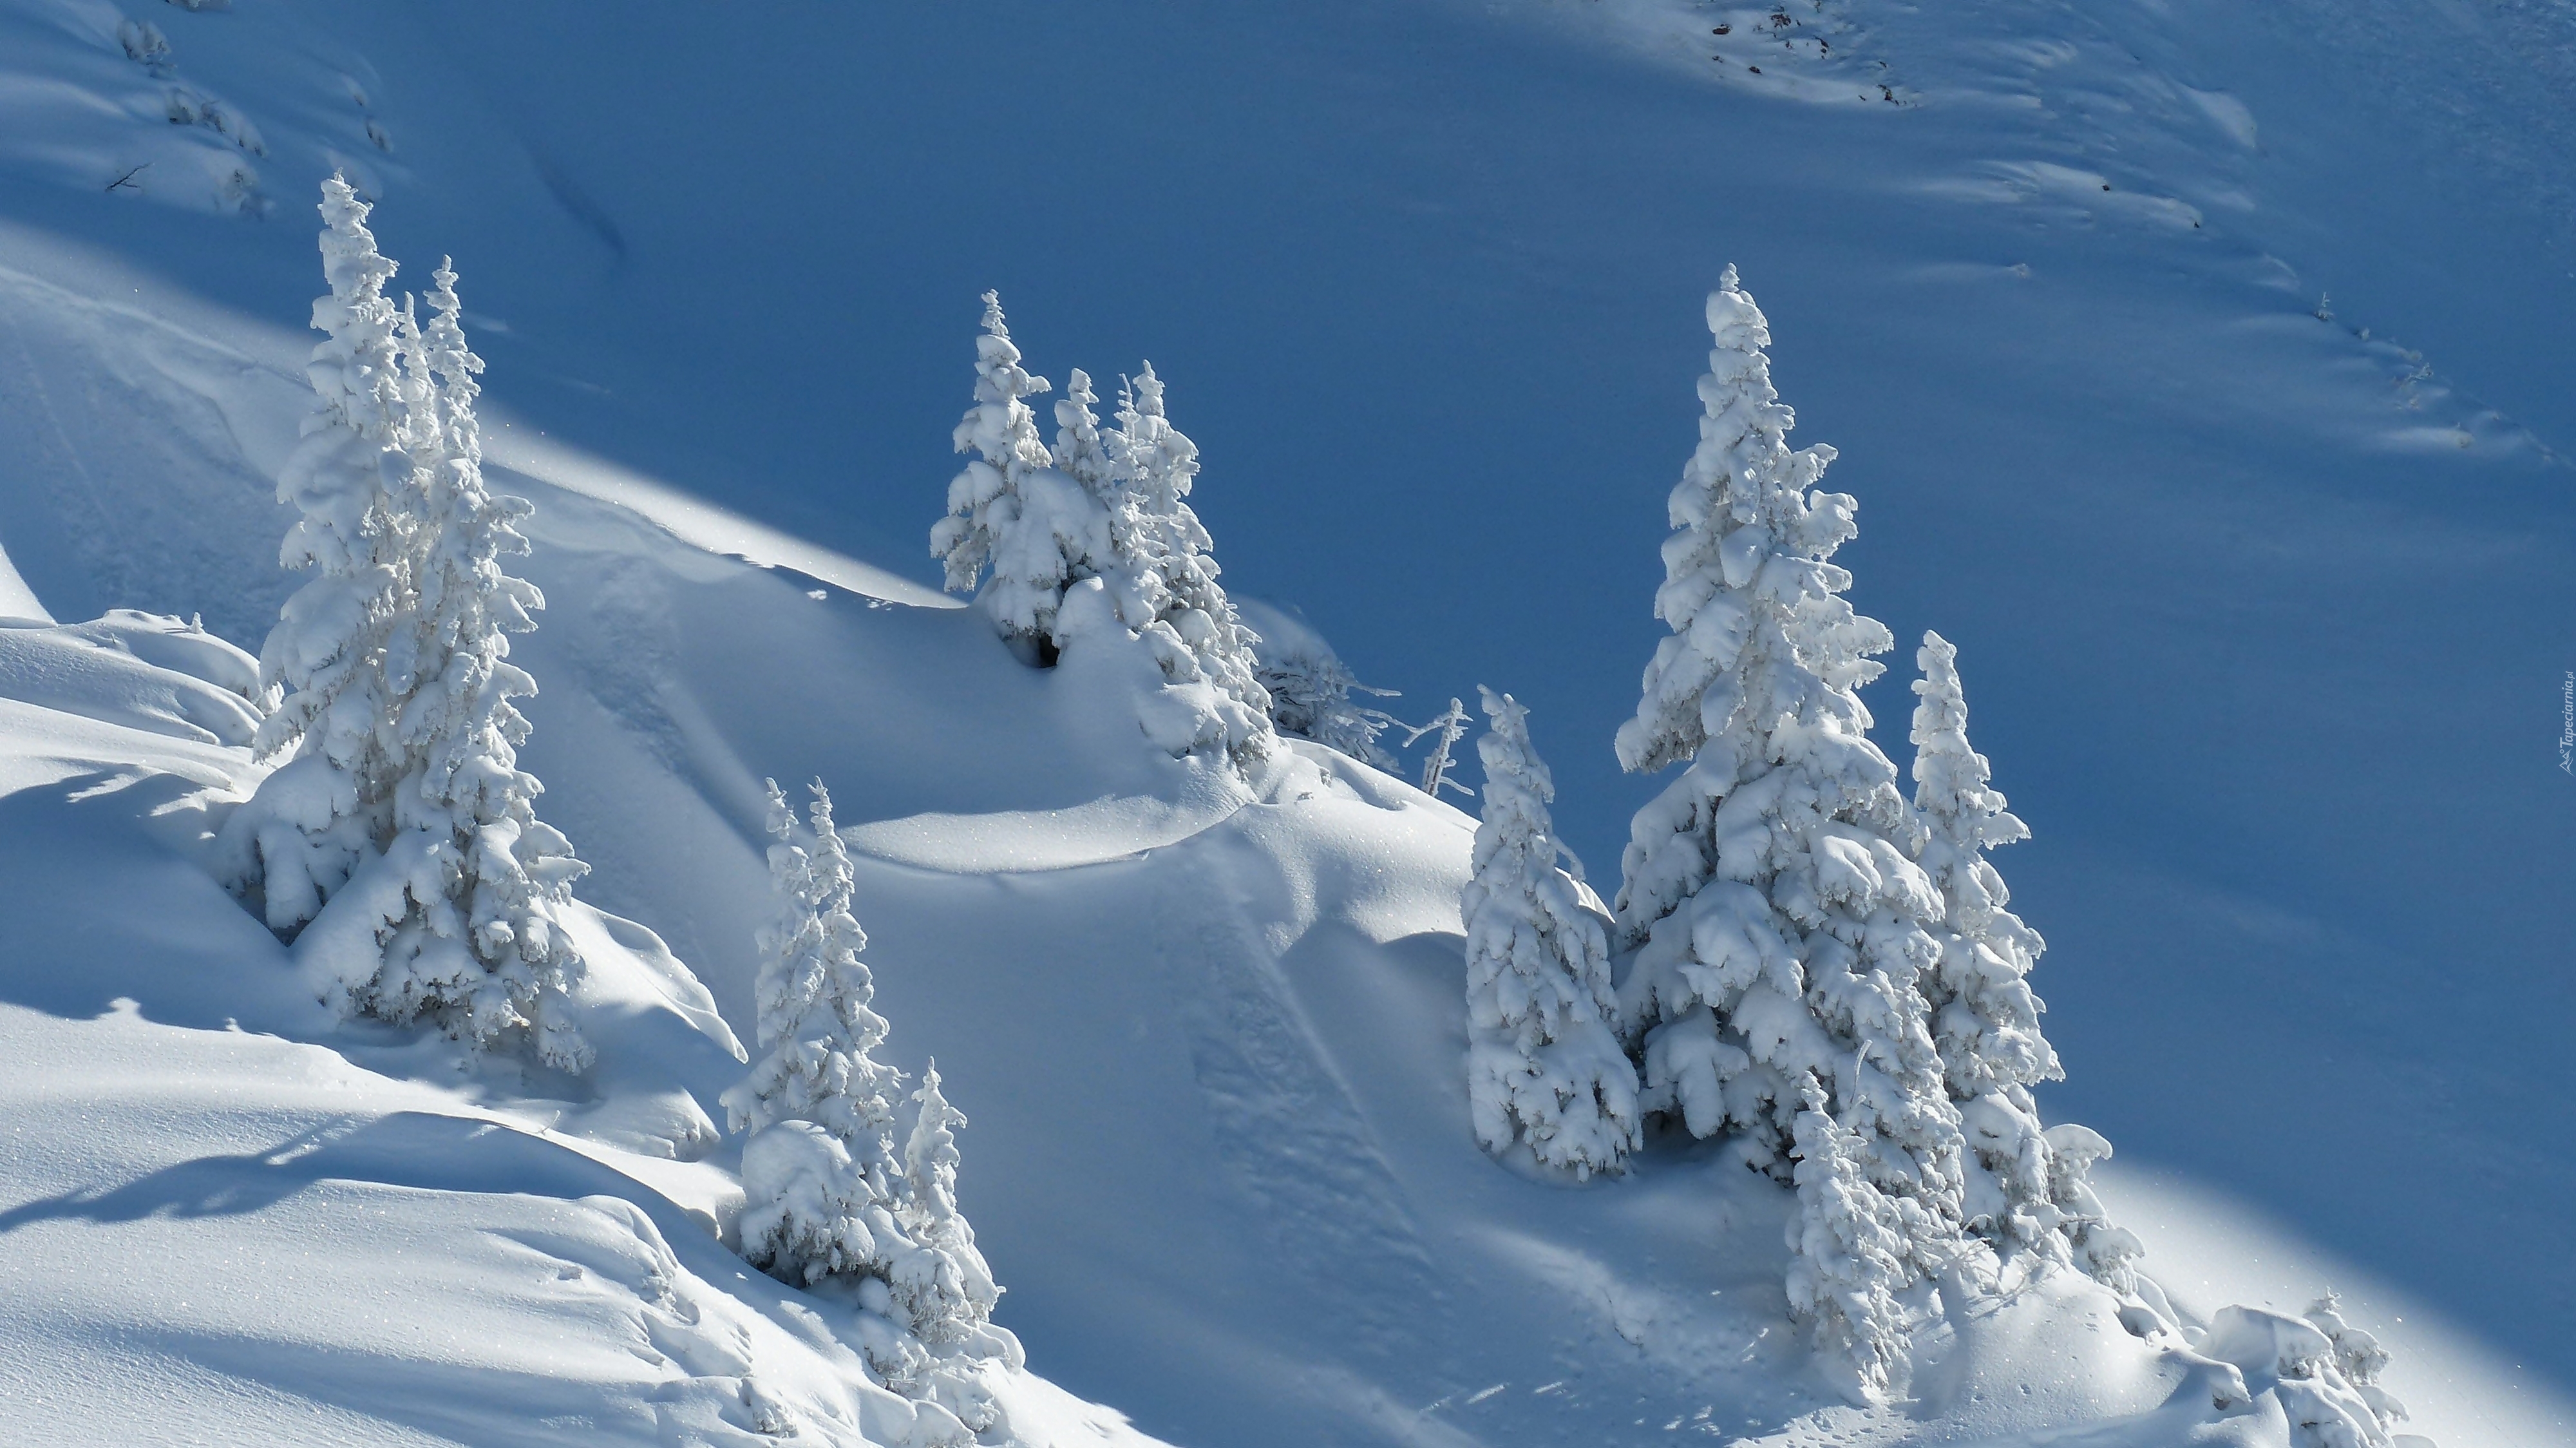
(2560, 672, 2573, 775)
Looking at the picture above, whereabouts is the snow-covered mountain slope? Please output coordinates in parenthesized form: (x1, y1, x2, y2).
(1, 1, 2571, 1445)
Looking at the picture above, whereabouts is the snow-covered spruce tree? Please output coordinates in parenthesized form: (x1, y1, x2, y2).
(1051, 367, 1119, 506)
(1786, 1081, 1917, 1396)
(895, 1061, 1007, 1355)
(1909, 631, 2062, 1252)
(931, 291, 1106, 658)
(721, 779, 914, 1299)
(328, 256, 590, 1069)
(220, 174, 413, 930)
(1610, 267, 1964, 1386)
(1099, 364, 1271, 763)
(1463, 687, 1638, 1179)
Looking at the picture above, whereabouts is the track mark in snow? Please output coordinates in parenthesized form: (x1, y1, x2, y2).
(1164, 848, 1446, 1360)
(491, 1195, 823, 1445)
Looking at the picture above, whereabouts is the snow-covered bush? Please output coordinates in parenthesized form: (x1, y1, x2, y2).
(164, 85, 265, 156)
(2198, 1302, 2409, 1448)
(931, 291, 1106, 659)
(1910, 631, 2064, 1252)
(1463, 687, 1638, 1179)
(117, 18, 172, 73)
(1609, 267, 1965, 1390)
(2038, 1123, 2142, 1293)
(2307, 1293, 2410, 1439)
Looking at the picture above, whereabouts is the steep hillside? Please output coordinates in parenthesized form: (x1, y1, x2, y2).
(1, 2, 2571, 1446)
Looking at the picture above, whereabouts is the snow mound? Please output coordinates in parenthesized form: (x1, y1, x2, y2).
(0, 609, 265, 747)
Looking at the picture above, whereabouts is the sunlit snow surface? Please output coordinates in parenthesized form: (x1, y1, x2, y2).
(1, 0, 2571, 1445)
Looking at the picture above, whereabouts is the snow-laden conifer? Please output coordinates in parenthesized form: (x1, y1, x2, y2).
(1910, 631, 2062, 1250)
(1786, 1082, 1918, 1396)
(1099, 365, 1271, 762)
(931, 292, 1106, 654)
(329, 258, 589, 1068)
(1051, 367, 1118, 506)
(1609, 269, 1964, 1386)
(894, 1061, 1005, 1351)
(722, 780, 913, 1293)
(1463, 687, 1638, 1179)
(220, 174, 412, 929)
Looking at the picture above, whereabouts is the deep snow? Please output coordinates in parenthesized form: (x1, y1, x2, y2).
(1, 0, 2571, 1445)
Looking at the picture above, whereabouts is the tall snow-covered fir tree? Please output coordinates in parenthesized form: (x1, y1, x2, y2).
(721, 779, 914, 1297)
(228, 195, 592, 1069)
(930, 292, 1106, 657)
(1099, 365, 1271, 763)
(719, 781, 1016, 1427)
(327, 256, 591, 1069)
(1463, 687, 1638, 1179)
(895, 1061, 1007, 1353)
(220, 173, 413, 930)
(1610, 267, 1964, 1387)
(1909, 631, 2065, 1253)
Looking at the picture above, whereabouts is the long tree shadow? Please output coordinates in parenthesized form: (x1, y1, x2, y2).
(0, 766, 320, 1034)
(0, 1110, 682, 1237)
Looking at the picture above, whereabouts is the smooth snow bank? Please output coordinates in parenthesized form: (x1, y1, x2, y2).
(0, 609, 263, 747)
(480, 424, 953, 612)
